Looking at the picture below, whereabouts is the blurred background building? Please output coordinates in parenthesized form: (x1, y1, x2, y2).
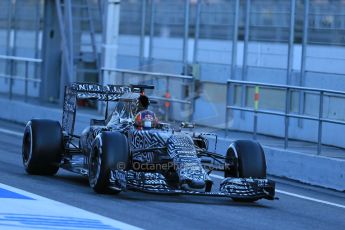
(1, 0, 345, 151)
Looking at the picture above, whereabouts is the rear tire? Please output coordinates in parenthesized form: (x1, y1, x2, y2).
(22, 119, 63, 175)
(225, 140, 267, 202)
(88, 131, 129, 194)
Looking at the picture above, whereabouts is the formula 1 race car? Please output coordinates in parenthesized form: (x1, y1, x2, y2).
(22, 83, 275, 202)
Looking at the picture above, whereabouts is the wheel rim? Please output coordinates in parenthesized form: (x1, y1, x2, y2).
(89, 147, 102, 187)
(22, 127, 32, 167)
(225, 145, 238, 178)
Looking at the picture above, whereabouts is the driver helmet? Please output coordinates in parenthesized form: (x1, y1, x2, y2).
(137, 94, 150, 112)
(135, 110, 158, 129)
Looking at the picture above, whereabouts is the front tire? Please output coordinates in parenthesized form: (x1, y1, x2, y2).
(88, 131, 129, 194)
(225, 140, 267, 202)
(22, 119, 63, 175)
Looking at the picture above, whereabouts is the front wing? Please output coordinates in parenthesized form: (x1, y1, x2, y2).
(109, 170, 275, 200)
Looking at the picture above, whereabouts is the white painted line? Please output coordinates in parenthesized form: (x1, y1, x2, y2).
(0, 183, 142, 230)
(210, 174, 345, 210)
(0, 128, 22, 138)
(274, 189, 345, 209)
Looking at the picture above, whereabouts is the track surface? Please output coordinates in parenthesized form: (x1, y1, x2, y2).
(0, 121, 345, 230)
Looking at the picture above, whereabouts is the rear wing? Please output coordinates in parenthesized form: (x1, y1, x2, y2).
(71, 83, 131, 101)
(62, 83, 132, 135)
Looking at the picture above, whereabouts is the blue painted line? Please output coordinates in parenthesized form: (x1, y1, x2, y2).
(0, 214, 120, 230)
(0, 188, 34, 200)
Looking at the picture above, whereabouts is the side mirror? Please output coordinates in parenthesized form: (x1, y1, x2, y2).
(157, 122, 171, 130)
(180, 122, 195, 129)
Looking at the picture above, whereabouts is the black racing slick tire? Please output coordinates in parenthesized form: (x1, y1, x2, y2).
(22, 119, 63, 175)
(225, 140, 267, 202)
(225, 140, 266, 178)
(88, 131, 129, 194)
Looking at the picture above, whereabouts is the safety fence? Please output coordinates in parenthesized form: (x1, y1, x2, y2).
(226, 80, 345, 155)
(2, 62, 345, 155)
(0, 55, 42, 102)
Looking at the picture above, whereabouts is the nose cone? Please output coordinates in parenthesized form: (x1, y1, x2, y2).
(167, 135, 211, 191)
(180, 179, 206, 191)
(189, 179, 206, 189)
